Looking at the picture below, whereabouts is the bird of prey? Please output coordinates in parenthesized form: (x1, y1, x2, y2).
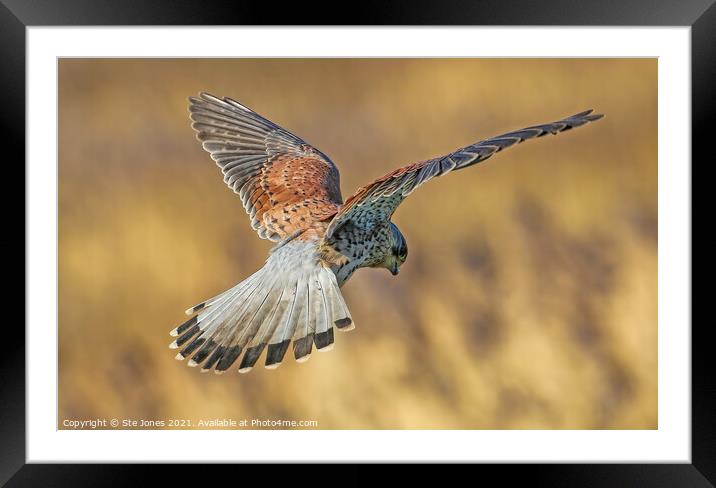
(170, 92, 603, 374)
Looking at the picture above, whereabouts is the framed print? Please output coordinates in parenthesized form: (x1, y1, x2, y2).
(7, 0, 707, 483)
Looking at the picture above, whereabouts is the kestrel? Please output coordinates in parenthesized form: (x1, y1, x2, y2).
(170, 92, 603, 374)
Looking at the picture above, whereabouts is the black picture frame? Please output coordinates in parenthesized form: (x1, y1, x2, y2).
(5, 0, 705, 483)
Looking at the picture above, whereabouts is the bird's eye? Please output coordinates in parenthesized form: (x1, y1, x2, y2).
(398, 247, 408, 261)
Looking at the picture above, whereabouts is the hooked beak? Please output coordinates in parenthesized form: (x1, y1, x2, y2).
(390, 263, 399, 276)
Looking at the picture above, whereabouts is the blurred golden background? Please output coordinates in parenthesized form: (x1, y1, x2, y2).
(59, 58, 656, 429)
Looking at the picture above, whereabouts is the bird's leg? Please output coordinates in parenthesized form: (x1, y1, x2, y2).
(318, 241, 350, 267)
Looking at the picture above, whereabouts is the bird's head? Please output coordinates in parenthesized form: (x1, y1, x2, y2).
(384, 223, 408, 276)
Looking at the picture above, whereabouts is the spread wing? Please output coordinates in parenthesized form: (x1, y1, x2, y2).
(189, 92, 342, 241)
(325, 110, 604, 240)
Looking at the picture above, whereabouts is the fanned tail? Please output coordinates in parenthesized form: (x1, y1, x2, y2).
(170, 240, 353, 374)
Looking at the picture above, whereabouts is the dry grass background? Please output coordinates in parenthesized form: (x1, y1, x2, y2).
(58, 58, 657, 429)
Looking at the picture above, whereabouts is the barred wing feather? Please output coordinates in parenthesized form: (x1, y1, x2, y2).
(325, 110, 604, 240)
(188, 92, 343, 241)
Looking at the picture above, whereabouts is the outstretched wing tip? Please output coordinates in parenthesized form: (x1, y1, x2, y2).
(198, 91, 219, 102)
(191, 91, 254, 113)
(569, 108, 605, 121)
(571, 108, 593, 117)
(188, 91, 213, 107)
